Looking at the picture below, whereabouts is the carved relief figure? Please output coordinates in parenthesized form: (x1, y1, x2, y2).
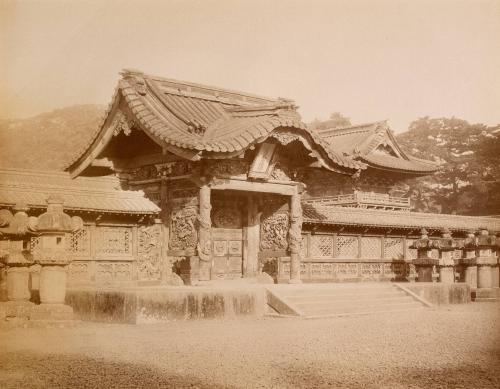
(260, 212, 289, 250)
(137, 224, 162, 281)
(169, 207, 197, 250)
(197, 185, 211, 263)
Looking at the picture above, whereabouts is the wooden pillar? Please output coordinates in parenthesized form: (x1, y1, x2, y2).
(289, 191, 302, 284)
(244, 194, 260, 278)
(197, 184, 212, 281)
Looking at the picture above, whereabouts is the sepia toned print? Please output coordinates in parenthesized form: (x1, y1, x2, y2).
(1, 1, 499, 388)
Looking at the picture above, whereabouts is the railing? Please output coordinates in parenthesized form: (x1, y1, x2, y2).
(303, 191, 411, 210)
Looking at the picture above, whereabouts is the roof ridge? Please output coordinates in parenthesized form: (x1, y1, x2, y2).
(317, 121, 386, 138)
(121, 69, 290, 105)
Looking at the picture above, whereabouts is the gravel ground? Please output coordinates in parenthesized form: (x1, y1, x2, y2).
(1, 302, 499, 389)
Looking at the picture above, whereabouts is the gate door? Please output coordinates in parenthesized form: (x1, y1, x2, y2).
(211, 204, 243, 279)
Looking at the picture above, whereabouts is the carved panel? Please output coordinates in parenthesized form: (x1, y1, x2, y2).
(95, 227, 132, 256)
(169, 207, 197, 250)
(360, 237, 382, 259)
(260, 213, 289, 250)
(68, 261, 90, 283)
(213, 241, 227, 256)
(310, 235, 334, 258)
(137, 224, 162, 281)
(207, 160, 249, 177)
(96, 262, 114, 283)
(336, 236, 358, 258)
(133, 161, 194, 180)
(360, 263, 383, 276)
(334, 263, 359, 276)
(228, 240, 242, 255)
(115, 263, 132, 281)
(384, 238, 404, 260)
(212, 207, 242, 228)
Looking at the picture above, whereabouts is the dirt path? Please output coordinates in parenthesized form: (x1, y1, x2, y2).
(1, 303, 499, 388)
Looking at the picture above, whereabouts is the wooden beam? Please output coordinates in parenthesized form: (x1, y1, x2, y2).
(210, 178, 297, 196)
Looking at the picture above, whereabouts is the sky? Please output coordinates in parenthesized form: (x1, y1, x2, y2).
(1, 0, 499, 132)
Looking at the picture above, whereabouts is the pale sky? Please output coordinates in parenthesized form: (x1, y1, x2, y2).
(1, 0, 499, 132)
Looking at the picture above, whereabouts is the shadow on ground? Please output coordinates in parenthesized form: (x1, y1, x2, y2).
(0, 352, 232, 389)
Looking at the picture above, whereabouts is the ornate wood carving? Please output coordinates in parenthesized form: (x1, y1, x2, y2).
(137, 224, 162, 281)
(260, 212, 289, 250)
(212, 207, 242, 229)
(270, 162, 291, 181)
(207, 160, 249, 177)
(269, 132, 300, 145)
(132, 161, 194, 181)
(197, 185, 211, 263)
(288, 194, 303, 255)
(112, 111, 134, 137)
(169, 207, 197, 250)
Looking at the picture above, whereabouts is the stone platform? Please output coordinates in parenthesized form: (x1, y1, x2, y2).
(65, 283, 267, 324)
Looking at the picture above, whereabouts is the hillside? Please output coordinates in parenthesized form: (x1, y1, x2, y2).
(396, 117, 500, 216)
(0, 105, 105, 171)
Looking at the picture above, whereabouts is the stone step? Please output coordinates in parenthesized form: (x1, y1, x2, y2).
(280, 290, 407, 301)
(266, 283, 429, 318)
(291, 295, 414, 307)
(301, 301, 424, 317)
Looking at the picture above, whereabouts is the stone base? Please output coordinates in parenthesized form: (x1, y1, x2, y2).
(474, 287, 500, 302)
(288, 278, 303, 284)
(402, 283, 471, 305)
(0, 300, 34, 319)
(29, 303, 74, 321)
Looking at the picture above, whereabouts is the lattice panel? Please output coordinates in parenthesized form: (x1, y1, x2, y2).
(310, 235, 334, 258)
(67, 227, 90, 255)
(336, 236, 358, 258)
(30, 236, 41, 252)
(384, 238, 404, 260)
(360, 237, 382, 259)
(96, 227, 132, 255)
(453, 249, 463, 260)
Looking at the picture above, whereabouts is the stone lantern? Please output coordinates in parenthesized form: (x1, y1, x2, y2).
(0, 204, 37, 318)
(30, 196, 82, 321)
(475, 229, 497, 291)
(460, 230, 478, 290)
(434, 228, 457, 284)
(410, 229, 438, 282)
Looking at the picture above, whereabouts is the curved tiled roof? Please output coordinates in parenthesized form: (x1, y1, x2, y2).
(316, 121, 438, 175)
(68, 70, 363, 175)
(0, 168, 160, 215)
(303, 204, 500, 233)
(361, 154, 438, 173)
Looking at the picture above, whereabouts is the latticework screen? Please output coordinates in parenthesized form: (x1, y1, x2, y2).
(337, 235, 358, 258)
(310, 235, 334, 258)
(384, 238, 404, 260)
(67, 227, 90, 256)
(95, 227, 132, 256)
(360, 237, 382, 259)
